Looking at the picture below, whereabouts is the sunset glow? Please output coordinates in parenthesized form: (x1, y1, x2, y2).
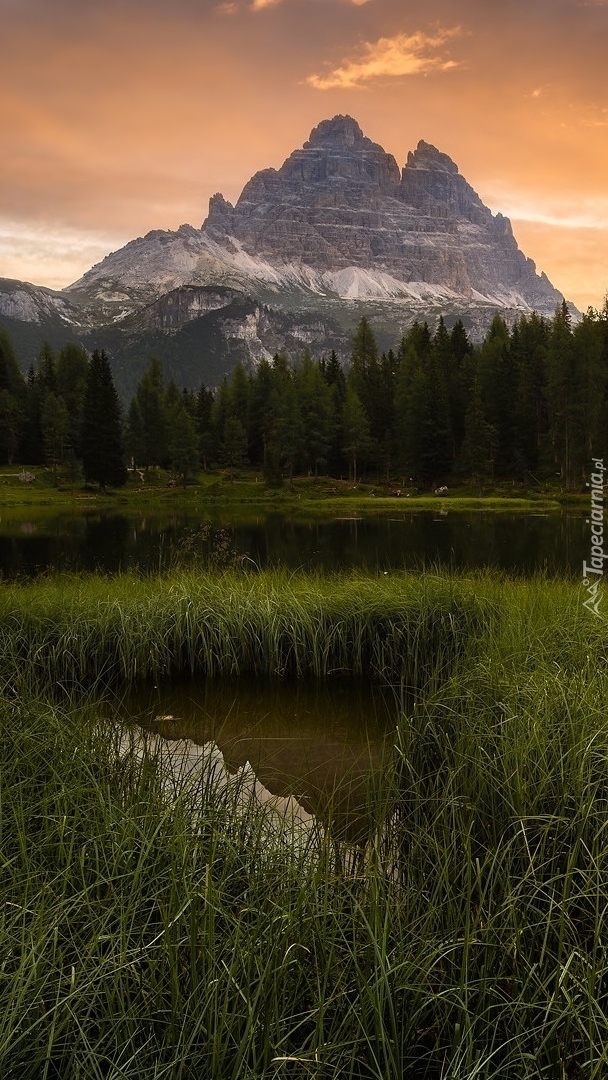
(1, 0, 607, 311)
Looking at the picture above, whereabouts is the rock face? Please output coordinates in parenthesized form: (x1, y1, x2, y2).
(1, 115, 568, 390)
(0, 278, 84, 326)
(201, 114, 561, 311)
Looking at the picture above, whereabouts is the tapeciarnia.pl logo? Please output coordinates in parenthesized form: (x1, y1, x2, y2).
(582, 458, 605, 617)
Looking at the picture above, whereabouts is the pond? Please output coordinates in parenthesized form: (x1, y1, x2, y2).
(0, 506, 587, 579)
(119, 676, 402, 842)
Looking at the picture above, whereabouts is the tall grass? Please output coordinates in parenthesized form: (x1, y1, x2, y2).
(0, 568, 485, 695)
(3, 568, 608, 1077)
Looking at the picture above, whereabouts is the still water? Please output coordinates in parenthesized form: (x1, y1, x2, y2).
(120, 677, 401, 841)
(0, 506, 587, 578)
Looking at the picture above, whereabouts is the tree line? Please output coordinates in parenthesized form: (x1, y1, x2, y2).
(1, 300, 608, 490)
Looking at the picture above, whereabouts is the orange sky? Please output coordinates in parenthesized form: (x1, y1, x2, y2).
(1, 0, 607, 311)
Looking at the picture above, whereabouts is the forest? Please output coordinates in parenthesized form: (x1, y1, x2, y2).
(1, 300, 607, 491)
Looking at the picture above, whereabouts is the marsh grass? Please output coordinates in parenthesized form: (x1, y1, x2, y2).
(3, 569, 608, 1077)
(0, 568, 484, 696)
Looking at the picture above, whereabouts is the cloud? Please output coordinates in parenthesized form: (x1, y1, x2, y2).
(491, 194, 608, 231)
(0, 219, 124, 291)
(306, 28, 463, 90)
(250, 0, 371, 8)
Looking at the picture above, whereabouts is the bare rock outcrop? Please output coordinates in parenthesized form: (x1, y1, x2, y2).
(203, 114, 562, 311)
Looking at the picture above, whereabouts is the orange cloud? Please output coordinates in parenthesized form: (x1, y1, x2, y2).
(307, 27, 463, 90)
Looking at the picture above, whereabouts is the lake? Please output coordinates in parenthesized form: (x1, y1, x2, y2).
(0, 505, 587, 579)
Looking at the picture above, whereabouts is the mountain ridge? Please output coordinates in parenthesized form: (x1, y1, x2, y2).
(0, 115, 571, 393)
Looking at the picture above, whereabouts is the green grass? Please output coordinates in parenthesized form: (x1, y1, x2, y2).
(2, 569, 608, 1077)
(0, 464, 567, 512)
(0, 568, 485, 695)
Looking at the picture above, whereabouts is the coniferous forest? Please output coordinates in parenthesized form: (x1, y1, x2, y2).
(2, 301, 608, 491)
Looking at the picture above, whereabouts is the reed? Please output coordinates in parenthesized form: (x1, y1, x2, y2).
(2, 568, 608, 1077)
(0, 567, 487, 697)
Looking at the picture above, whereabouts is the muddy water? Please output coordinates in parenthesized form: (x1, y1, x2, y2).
(122, 677, 405, 842)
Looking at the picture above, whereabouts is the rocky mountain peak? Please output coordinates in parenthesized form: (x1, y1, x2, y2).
(303, 114, 368, 151)
(405, 140, 459, 175)
(198, 116, 564, 314)
(57, 114, 566, 370)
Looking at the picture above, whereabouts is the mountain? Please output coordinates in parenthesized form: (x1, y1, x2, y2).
(1, 115, 569, 396)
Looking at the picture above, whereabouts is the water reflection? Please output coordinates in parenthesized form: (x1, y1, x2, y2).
(0, 507, 588, 579)
(122, 677, 402, 842)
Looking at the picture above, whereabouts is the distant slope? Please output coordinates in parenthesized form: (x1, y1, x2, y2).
(1, 115, 571, 393)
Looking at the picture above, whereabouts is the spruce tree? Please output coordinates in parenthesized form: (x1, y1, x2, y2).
(342, 383, 371, 484)
(167, 396, 200, 485)
(56, 343, 89, 459)
(136, 358, 168, 469)
(221, 417, 248, 482)
(81, 350, 126, 491)
(41, 391, 70, 474)
(0, 326, 25, 464)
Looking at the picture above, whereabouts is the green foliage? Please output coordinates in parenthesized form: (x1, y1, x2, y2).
(4, 303, 608, 491)
(220, 415, 248, 481)
(342, 382, 371, 483)
(136, 357, 168, 469)
(56, 343, 89, 458)
(457, 377, 496, 488)
(295, 349, 335, 476)
(166, 395, 200, 484)
(3, 571, 608, 1076)
(81, 349, 127, 490)
(40, 390, 70, 473)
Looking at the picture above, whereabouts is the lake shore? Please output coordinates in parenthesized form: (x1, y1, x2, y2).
(0, 464, 580, 513)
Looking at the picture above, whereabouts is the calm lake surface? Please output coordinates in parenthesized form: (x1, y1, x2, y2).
(121, 676, 401, 840)
(0, 506, 587, 579)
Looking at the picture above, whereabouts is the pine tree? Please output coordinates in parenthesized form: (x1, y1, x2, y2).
(41, 391, 70, 474)
(56, 343, 89, 458)
(342, 383, 371, 484)
(125, 398, 145, 472)
(478, 315, 521, 477)
(457, 378, 496, 492)
(196, 382, 215, 470)
(321, 351, 346, 474)
(0, 390, 23, 465)
(221, 417, 248, 481)
(0, 326, 25, 464)
(167, 397, 200, 486)
(81, 350, 126, 491)
(265, 357, 302, 486)
(296, 351, 334, 476)
(136, 358, 168, 469)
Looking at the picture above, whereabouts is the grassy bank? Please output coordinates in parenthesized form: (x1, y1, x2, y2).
(0, 569, 486, 694)
(2, 570, 608, 1077)
(0, 464, 568, 513)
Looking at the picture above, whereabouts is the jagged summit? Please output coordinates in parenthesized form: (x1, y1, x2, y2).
(405, 140, 459, 174)
(303, 114, 369, 150)
(200, 115, 561, 312)
(1, 115, 570, 386)
(62, 114, 564, 320)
